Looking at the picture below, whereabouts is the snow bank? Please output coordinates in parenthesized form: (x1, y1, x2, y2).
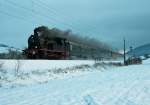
(0, 60, 114, 87)
(0, 60, 95, 72)
(0, 59, 150, 105)
(143, 58, 150, 65)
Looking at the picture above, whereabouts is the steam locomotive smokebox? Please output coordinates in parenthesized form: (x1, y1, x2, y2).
(25, 26, 70, 59)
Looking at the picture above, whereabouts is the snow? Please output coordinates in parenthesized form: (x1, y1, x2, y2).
(0, 59, 150, 105)
(0, 47, 8, 53)
(0, 60, 95, 72)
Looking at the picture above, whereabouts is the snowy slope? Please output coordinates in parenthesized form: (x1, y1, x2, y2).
(0, 47, 8, 53)
(0, 60, 95, 72)
(128, 43, 150, 56)
(0, 60, 99, 87)
(0, 59, 150, 105)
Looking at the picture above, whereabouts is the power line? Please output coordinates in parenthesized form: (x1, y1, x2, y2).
(32, 1, 86, 34)
(4, 0, 85, 34)
(35, 0, 79, 24)
(36, 0, 98, 33)
(3, 0, 98, 37)
(0, 9, 32, 24)
(3, 0, 38, 24)
(4, 0, 66, 28)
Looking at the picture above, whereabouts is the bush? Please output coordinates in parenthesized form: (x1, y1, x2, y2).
(0, 62, 7, 80)
(0, 49, 26, 59)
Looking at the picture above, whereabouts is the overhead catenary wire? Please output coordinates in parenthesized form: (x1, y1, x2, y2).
(1, 0, 43, 25)
(44, 1, 104, 38)
(35, 0, 88, 27)
(4, 0, 88, 35)
(36, 0, 98, 33)
(0, 9, 33, 24)
(2, 0, 100, 38)
(34, 0, 97, 36)
(3, 0, 56, 25)
(31, 0, 89, 34)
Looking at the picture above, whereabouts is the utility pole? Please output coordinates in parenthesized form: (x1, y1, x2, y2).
(124, 38, 126, 65)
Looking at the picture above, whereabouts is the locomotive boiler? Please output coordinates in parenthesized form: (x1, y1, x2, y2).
(23, 27, 70, 59)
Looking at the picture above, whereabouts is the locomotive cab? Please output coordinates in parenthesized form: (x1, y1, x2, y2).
(24, 27, 70, 59)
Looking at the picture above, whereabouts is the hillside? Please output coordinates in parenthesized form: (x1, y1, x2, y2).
(127, 43, 150, 56)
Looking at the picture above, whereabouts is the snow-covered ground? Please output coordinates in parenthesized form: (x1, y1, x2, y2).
(0, 59, 150, 105)
(0, 60, 95, 72)
(0, 60, 100, 87)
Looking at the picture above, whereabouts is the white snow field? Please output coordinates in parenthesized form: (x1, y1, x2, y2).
(0, 59, 150, 105)
(0, 60, 95, 72)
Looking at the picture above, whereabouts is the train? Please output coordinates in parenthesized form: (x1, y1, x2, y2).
(23, 26, 121, 60)
(23, 28, 70, 59)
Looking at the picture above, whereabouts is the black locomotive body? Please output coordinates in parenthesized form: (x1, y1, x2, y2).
(23, 28, 70, 59)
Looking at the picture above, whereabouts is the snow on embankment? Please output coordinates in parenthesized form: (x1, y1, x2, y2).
(0, 60, 95, 72)
(0, 59, 150, 105)
(143, 58, 150, 65)
(0, 60, 113, 87)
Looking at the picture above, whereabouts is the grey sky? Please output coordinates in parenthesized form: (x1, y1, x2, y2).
(0, 0, 150, 49)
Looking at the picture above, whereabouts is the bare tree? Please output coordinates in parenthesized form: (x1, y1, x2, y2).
(14, 60, 21, 77)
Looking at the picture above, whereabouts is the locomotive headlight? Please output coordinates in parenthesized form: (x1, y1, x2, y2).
(32, 51, 36, 55)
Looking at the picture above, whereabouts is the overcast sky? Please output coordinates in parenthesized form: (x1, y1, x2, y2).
(0, 0, 150, 50)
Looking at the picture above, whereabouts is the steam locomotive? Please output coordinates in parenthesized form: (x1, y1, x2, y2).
(23, 28, 70, 59)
